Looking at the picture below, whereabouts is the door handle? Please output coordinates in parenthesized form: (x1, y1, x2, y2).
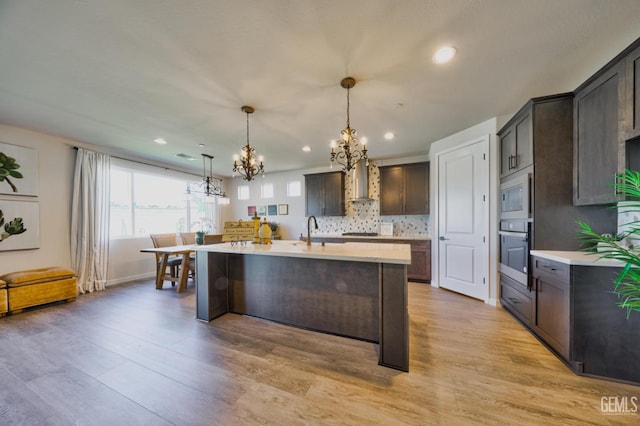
(439, 236, 449, 241)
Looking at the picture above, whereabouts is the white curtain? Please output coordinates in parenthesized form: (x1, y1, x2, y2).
(71, 148, 111, 293)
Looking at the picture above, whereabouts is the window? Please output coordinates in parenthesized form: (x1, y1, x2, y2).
(287, 180, 301, 197)
(110, 165, 218, 238)
(237, 185, 250, 200)
(261, 183, 274, 199)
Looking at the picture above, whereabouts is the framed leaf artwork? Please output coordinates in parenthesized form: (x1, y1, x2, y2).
(0, 200, 40, 251)
(0, 142, 39, 196)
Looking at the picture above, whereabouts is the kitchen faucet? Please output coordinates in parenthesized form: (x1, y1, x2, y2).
(307, 215, 318, 246)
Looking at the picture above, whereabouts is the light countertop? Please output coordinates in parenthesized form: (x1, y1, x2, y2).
(311, 234, 430, 241)
(195, 240, 412, 264)
(530, 250, 625, 267)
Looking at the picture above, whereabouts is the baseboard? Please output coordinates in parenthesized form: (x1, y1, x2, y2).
(106, 272, 155, 287)
(485, 297, 498, 306)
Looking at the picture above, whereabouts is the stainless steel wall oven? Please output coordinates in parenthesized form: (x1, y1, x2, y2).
(499, 219, 530, 289)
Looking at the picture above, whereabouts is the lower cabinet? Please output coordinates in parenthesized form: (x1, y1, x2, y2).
(503, 255, 640, 384)
(531, 257, 570, 361)
(499, 274, 534, 327)
(311, 237, 431, 282)
(407, 240, 431, 282)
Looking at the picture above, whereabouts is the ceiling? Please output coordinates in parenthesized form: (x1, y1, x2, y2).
(1, 1, 640, 177)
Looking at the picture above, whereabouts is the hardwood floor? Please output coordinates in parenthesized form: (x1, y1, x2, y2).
(0, 280, 638, 425)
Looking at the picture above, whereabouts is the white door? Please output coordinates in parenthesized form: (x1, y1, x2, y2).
(437, 139, 488, 300)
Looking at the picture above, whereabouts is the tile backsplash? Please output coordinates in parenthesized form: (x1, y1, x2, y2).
(315, 162, 430, 237)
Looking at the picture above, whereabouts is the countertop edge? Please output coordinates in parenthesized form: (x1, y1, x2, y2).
(530, 250, 626, 267)
(195, 241, 412, 265)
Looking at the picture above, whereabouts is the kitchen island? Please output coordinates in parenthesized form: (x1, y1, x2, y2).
(194, 240, 411, 371)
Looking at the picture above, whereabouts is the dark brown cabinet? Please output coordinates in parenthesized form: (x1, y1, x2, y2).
(531, 257, 570, 361)
(310, 236, 431, 282)
(379, 162, 429, 215)
(499, 111, 532, 179)
(407, 240, 431, 282)
(573, 62, 625, 205)
(528, 255, 640, 384)
(499, 274, 534, 327)
(499, 94, 616, 251)
(304, 172, 345, 217)
(624, 44, 640, 141)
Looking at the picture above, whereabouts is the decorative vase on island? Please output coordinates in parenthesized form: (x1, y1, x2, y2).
(258, 219, 272, 244)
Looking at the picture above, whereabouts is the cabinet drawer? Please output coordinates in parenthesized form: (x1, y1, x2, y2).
(532, 257, 569, 284)
(500, 274, 534, 325)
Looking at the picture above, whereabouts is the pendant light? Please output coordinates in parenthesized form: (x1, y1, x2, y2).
(330, 77, 368, 172)
(233, 106, 265, 181)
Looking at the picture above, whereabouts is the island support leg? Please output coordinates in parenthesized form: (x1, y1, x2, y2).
(379, 263, 409, 372)
(196, 252, 229, 321)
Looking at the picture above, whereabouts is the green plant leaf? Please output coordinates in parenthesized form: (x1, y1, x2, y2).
(4, 217, 26, 235)
(578, 169, 640, 318)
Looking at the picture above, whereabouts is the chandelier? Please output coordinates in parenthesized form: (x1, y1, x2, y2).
(187, 153, 226, 198)
(330, 77, 368, 173)
(233, 105, 265, 181)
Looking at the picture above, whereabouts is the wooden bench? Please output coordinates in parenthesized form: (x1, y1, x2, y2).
(0, 267, 78, 314)
(0, 279, 7, 317)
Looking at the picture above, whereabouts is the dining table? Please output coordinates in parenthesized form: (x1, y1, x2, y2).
(140, 245, 195, 293)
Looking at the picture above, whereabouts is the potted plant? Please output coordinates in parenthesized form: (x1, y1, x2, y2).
(578, 169, 640, 317)
(195, 231, 206, 245)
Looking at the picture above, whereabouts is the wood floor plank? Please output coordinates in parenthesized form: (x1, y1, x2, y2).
(0, 279, 638, 425)
(27, 364, 172, 426)
(0, 365, 70, 425)
(95, 360, 233, 425)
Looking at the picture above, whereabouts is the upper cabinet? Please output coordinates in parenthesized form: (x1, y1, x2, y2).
(573, 62, 625, 205)
(379, 162, 429, 215)
(304, 171, 345, 217)
(499, 111, 532, 179)
(624, 44, 640, 141)
(573, 37, 640, 205)
(499, 94, 616, 249)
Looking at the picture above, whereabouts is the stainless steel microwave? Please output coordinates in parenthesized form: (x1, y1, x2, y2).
(500, 172, 531, 220)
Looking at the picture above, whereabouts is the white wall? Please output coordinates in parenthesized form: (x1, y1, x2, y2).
(0, 123, 212, 286)
(223, 166, 326, 240)
(0, 124, 75, 274)
(428, 117, 510, 306)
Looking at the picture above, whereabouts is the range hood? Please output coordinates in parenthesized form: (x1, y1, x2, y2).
(349, 161, 374, 201)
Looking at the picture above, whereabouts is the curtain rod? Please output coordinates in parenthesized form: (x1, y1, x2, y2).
(72, 146, 218, 180)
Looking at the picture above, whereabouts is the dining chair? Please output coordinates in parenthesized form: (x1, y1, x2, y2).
(204, 234, 224, 244)
(179, 232, 196, 245)
(149, 233, 182, 286)
(177, 232, 197, 279)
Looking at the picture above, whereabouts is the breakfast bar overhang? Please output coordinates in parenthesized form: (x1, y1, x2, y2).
(194, 241, 411, 372)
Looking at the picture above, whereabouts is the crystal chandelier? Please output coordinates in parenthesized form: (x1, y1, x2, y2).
(330, 77, 368, 173)
(233, 106, 265, 181)
(187, 153, 226, 198)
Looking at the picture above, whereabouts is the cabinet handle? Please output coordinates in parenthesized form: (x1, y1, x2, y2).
(508, 297, 520, 304)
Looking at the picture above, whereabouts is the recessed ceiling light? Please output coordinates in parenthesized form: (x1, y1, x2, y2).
(432, 46, 457, 64)
(384, 132, 395, 140)
(302, 146, 311, 152)
(154, 138, 167, 145)
(198, 143, 205, 147)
